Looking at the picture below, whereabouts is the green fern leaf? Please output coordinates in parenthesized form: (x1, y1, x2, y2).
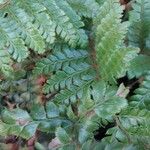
(56, 127, 71, 144)
(46, 102, 60, 118)
(128, 0, 150, 50)
(50, 78, 94, 105)
(130, 72, 150, 110)
(76, 81, 128, 145)
(38, 0, 88, 47)
(94, 97, 127, 118)
(127, 55, 150, 78)
(117, 108, 150, 142)
(43, 62, 92, 93)
(66, 0, 100, 18)
(34, 12, 56, 44)
(6, 7, 46, 54)
(120, 108, 150, 127)
(94, 0, 119, 26)
(41, 50, 96, 104)
(15, 0, 56, 44)
(8, 38, 29, 62)
(95, 0, 139, 83)
(81, 81, 128, 119)
(33, 48, 89, 75)
(0, 48, 13, 77)
(67, 105, 78, 121)
(19, 122, 39, 139)
(104, 108, 150, 146)
(0, 102, 71, 139)
(0, 18, 29, 62)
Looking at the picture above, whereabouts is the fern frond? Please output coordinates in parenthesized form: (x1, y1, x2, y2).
(4, 6, 46, 54)
(127, 55, 150, 78)
(0, 0, 88, 65)
(94, 0, 122, 26)
(80, 81, 128, 119)
(127, 124, 150, 137)
(34, 12, 56, 44)
(128, 0, 150, 50)
(66, 0, 100, 18)
(16, 0, 88, 47)
(34, 47, 95, 105)
(33, 48, 89, 75)
(117, 108, 150, 143)
(55, 127, 71, 144)
(51, 81, 128, 147)
(43, 62, 92, 93)
(0, 102, 71, 139)
(0, 17, 29, 62)
(15, 0, 56, 44)
(45, 69, 95, 104)
(105, 127, 149, 150)
(95, 0, 139, 83)
(82, 140, 137, 150)
(102, 108, 150, 147)
(130, 72, 150, 110)
(0, 48, 13, 77)
(41, 0, 88, 47)
(120, 108, 150, 127)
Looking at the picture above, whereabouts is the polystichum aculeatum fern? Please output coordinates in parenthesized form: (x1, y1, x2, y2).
(0, 0, 150, 150)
